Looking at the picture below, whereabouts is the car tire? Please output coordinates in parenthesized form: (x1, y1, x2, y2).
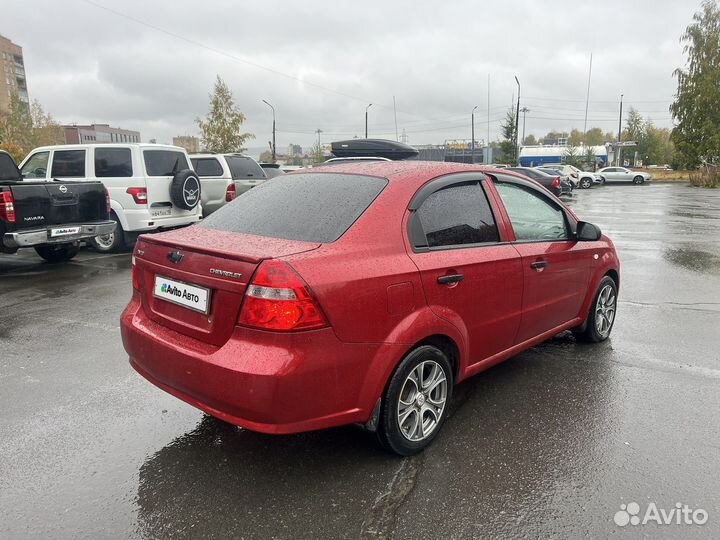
(581, 178, 592, 189)
(35, 243, 80, 263)
(90, 213, 125, 253)
(633, 175, 644, 184)
(170, 169, 201, 210)
(376, 345, 453, 456)
(576, 276, 618, 343)
(599, 176, 606, 184)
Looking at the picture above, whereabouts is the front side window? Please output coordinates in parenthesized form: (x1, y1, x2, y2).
(495, 182, 568, 241)
(21, 151, 49, 179)
(50, 150, 86, 178)
(143, 150, 189, 176)
(191, 158, 223, 177)
(415, 183, 499, 248)
(95, 148, 133, 177)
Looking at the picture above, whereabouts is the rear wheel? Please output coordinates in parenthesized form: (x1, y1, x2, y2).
(577, 276, 617, 342)
(35, 243, 80, 263)
(91, 214, 125, 253)
(633, 175, 644, 184)
(376, 345, 453, 456)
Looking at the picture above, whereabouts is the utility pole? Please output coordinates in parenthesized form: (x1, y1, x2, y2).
(487, 74, 490, 163)
(365, 103, 372, 138)
(393, 96, 399, 142)
(617, 94, 624, 166)
(262, 99, 275, 162)
(315, 128, 323, 161)
(514, 76, 520, 164)
(583, 53, 593, 143)
(471, 105, 478, 164)
(520, 106, 530, 146)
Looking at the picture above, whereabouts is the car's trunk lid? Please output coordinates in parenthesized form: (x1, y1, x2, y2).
(10, 180, 107, 228)
(135, 227, 321, 346)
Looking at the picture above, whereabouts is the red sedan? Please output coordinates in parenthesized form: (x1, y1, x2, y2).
(121, 161, 619, 455)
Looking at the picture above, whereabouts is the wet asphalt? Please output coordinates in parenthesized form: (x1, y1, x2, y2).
(1, 182, 719, 539)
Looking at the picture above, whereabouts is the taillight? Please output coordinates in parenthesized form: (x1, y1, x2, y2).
(131, 255, 141, 290)
(104, 187, 111, 215)
(238, 260, 328, 331)
(571, 172, 578, 178)
(0, 191, 16, 223)
(551, 177, 560, 188)
(226, 183, 236, 202)
(126, 187, 147, 204)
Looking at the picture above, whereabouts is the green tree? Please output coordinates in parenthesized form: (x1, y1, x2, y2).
(196, 76, 254, 153)
(671, 0, 720, 168)
(499, 108, 517, 164)
(310, 141, 325, 164)
(564, 145, 583, 168)
(541, 130, 569, 145)
(523, 133, 538, 146)
(585, 127, 605, 146)
(568, 129, 584, 146)
(0, 95, 63, 160)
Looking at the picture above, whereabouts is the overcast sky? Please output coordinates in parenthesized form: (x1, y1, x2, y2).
(3, 0, 701, 154)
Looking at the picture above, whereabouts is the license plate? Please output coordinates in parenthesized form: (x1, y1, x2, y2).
(151, 208, 172, 217)
(153, 275, 210, 314)
(50, 226, 81, 238)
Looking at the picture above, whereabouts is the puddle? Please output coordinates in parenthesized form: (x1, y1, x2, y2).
(664, 246, 720, 275)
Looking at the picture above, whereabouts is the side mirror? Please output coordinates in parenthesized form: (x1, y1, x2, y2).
(576, 221, 602, 241)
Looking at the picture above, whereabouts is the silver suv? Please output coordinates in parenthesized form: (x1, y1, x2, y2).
(190, 153, 267, 214)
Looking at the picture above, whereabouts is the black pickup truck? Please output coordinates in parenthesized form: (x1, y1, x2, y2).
(0, 150, 115, 262)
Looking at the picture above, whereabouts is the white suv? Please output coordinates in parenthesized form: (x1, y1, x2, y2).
(190, 153, 266, 213)
(19, 144, 203, 252)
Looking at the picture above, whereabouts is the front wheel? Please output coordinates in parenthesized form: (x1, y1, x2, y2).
(577, 276, 618, 342)
(581, 178, 592, 189)
(35, 243, 80, 263)
(633, 175, 645, 184)
(377, 345, 453, 456)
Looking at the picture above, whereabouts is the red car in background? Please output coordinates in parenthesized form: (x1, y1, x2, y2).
(120, 162, 619, 455)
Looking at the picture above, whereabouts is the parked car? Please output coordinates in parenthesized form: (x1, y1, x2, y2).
(1, 150, 114, 262)
(536, 164, 600, 189)
(259, 163, 284, 179)
(506, 167, 571, 197)
(121, 161, 620, 455)
(597, 167, 652, 184)
(20, 144, 202, 253)
(190, 153, 270, 211)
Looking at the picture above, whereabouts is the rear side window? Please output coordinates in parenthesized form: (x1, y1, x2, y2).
(199, 173, 387, 243)
(51, 150, 86, 178)
(143, 150, 189, 176)
(95, 148, 132, 177)
(416, 183, 499, 248)
(191, 158, 223, 177)
(225, 156, 265, 179)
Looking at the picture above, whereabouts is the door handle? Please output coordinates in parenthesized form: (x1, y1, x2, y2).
(530, 261, 548, 271)
(437, 274, 464, 285)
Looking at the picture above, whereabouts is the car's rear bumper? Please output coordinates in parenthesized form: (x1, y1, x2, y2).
(3, 220, 116, 248)
(120, 294, 403, 434)
(123, 209, 203, 232)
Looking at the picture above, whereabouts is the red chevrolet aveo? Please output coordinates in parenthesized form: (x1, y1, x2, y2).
(121, 161, 619, 455)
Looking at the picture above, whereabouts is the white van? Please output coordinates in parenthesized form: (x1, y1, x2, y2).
(19, 144, 203, 252)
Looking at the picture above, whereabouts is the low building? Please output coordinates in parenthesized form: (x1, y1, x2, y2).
(519, 144, 609, 167)
(173, 136, 200, 153)
(63, 124, 141, 144)
(0, 34, 28, 113)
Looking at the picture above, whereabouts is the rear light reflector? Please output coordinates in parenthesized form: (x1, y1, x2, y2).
(131, 256, 141, 291)
(226, 183, 236, 202)
(239, 260, 328, 331)
(0, 191, 16, 223)
(104, 187, 111, 215)
(551, 177, 560, 188)
(126, 187, 148, 204)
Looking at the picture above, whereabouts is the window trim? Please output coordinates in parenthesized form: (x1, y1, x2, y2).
(491, 172, 578, 243)
(407, 172, 502, 253)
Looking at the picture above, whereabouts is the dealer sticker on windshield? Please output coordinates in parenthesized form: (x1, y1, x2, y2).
(153, 275, 210, 314)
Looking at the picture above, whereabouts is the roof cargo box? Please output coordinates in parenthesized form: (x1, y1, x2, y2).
(330, 139, 419, 161)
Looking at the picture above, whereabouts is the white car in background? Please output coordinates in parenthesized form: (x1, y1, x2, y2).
(597, 167, 652, 184)
(536, 164, 601, 189)
(190, 153, 267, 209)
(19, 144, 202, 252)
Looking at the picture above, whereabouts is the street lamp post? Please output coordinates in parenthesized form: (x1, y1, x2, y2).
(617, 94, 624, 166)
(262, 99, 276, 162)
(520, 107, 530, 146)
(471, 106, 478, 164)
(365, 103, 373, 138)
(514, 76, 520, 164)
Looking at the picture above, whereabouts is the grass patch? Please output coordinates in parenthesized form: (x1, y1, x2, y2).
(689, 168, 720, 188)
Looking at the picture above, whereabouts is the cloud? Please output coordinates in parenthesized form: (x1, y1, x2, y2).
(3, 0, 696, 154)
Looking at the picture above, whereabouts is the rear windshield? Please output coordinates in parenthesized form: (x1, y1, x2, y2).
(0, 152, 20, 181)
(225, 155, 265, 179)
(199, 173, 387, 243)
(143, 150, 189, 176)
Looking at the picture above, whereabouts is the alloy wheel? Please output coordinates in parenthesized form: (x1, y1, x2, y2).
(397, 360, 448, 442)
(595, 284, 616, 337)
